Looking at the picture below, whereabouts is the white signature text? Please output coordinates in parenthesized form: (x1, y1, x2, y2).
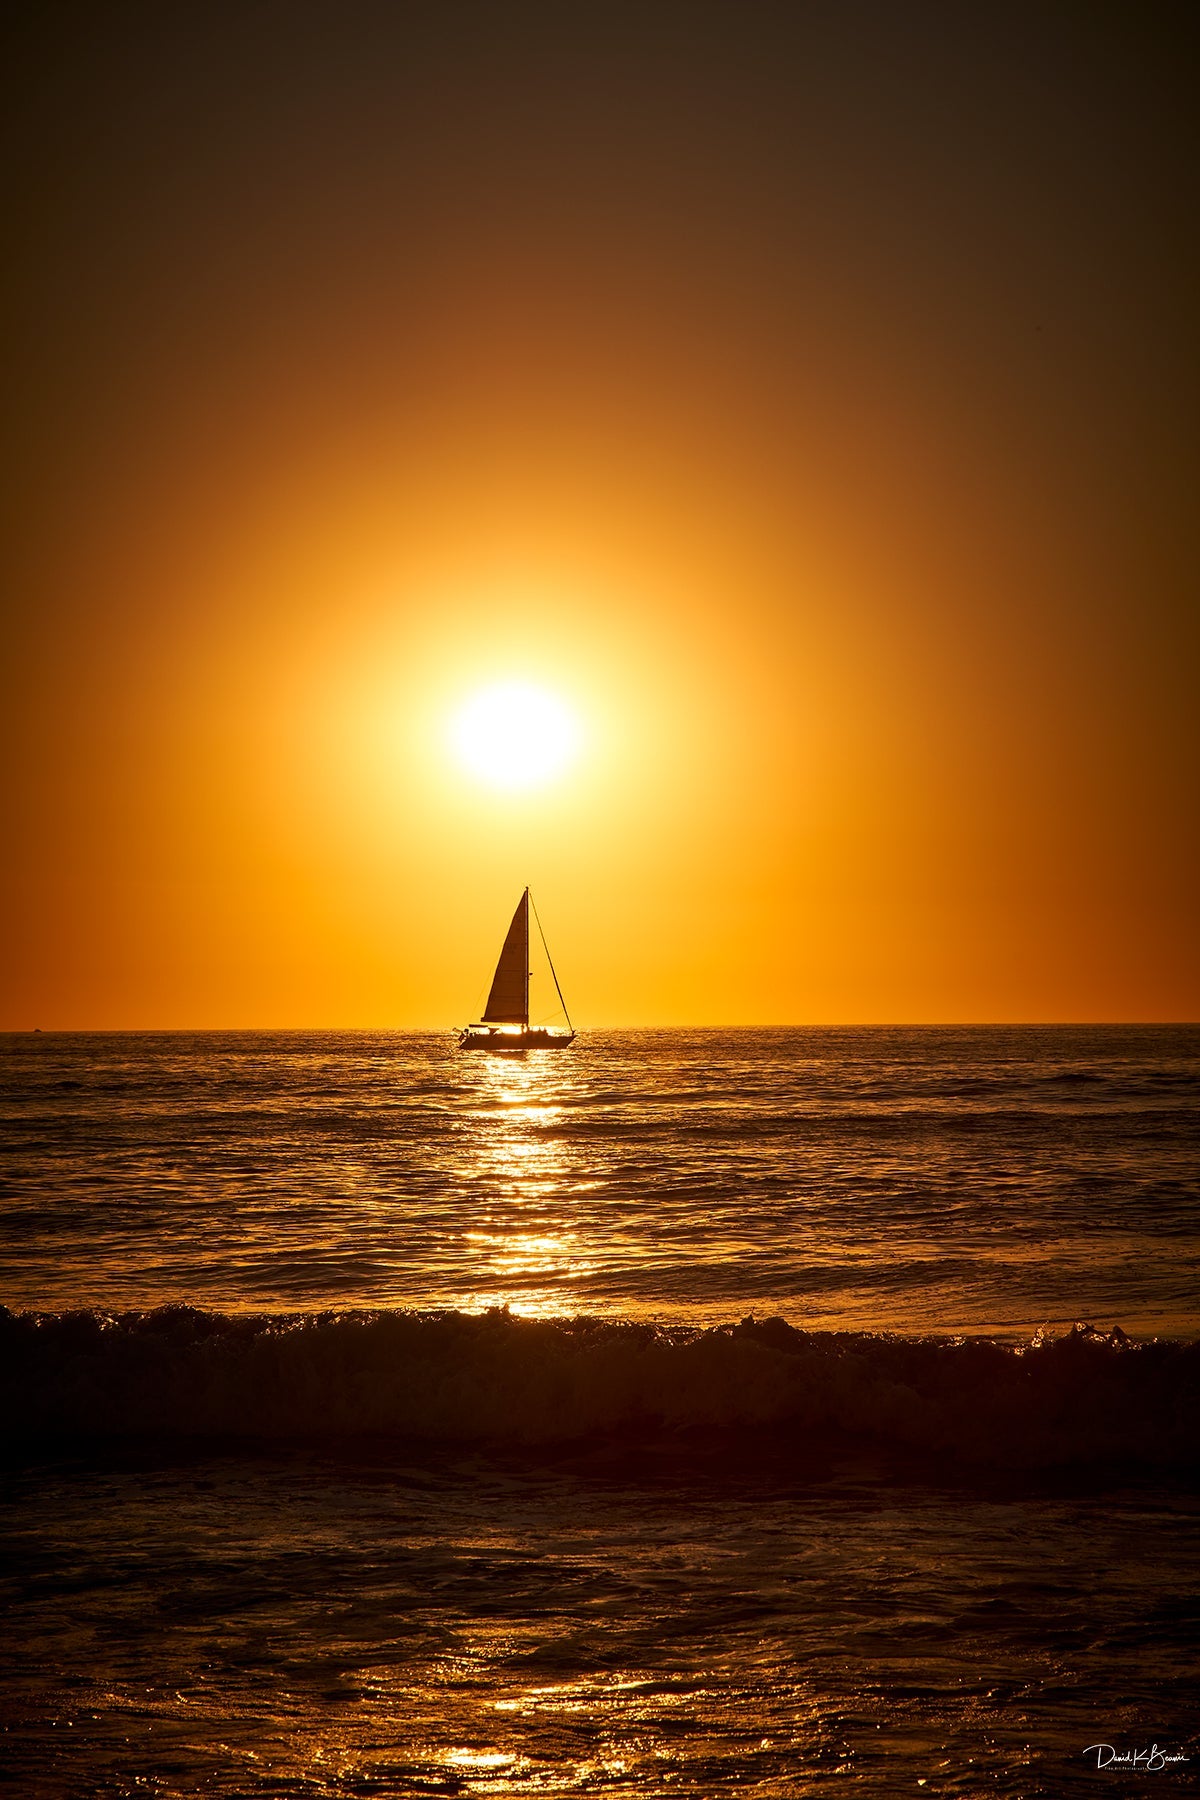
(1084, 1744, 1190, 1772)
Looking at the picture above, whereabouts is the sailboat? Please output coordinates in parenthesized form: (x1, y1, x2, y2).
(459, 888, 576, 1052)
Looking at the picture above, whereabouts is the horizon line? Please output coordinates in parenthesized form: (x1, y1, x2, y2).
(4, 1021, 1198, 1035)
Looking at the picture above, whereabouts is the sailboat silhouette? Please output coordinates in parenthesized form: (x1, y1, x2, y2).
(459, 889, 576, 1052)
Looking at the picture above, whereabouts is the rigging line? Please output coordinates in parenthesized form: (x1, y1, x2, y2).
(529, 890, 574, 1034)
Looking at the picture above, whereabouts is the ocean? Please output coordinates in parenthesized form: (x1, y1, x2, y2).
(2, 1026, 1197, 1796)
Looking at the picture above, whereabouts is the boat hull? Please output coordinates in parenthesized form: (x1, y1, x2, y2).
(458, 1028, 576, 1053)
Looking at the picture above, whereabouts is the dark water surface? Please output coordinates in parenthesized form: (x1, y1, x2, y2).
(2, 1029, 1197, 1795)
(5, 1441, 1198, 1799)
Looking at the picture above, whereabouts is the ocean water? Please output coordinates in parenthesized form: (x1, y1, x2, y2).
(2, 1027, 1198, 1796)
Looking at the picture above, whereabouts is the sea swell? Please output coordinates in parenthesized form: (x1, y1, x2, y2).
(2, 1306, 1196, 1469)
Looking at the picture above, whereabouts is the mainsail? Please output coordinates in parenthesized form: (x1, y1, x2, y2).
(481, 890, 529, 1024)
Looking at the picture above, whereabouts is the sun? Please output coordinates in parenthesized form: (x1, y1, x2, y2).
(449, 681, 581, 791)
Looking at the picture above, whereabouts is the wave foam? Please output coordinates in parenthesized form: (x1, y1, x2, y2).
(1, 1307, 1195, 1467)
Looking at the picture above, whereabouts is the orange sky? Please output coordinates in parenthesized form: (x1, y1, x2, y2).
(2, 3, 1196, 1026)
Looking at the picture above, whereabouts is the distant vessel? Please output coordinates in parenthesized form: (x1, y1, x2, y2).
(459, 889, 576, 1053)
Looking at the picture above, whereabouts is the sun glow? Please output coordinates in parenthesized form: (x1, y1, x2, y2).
(449, 681, 580, 791)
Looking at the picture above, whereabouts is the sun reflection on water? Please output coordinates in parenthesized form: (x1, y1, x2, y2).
(458, 1053, 598, 1316)
(443, 1748, 522, 1769)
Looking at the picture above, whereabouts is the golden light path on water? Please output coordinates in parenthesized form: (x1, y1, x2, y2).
(220, 1664, 807, 1795)
(459, 1053, 597, 1318)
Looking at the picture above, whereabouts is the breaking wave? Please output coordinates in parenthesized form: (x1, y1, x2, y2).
(2, 1306, 1196, 1469)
